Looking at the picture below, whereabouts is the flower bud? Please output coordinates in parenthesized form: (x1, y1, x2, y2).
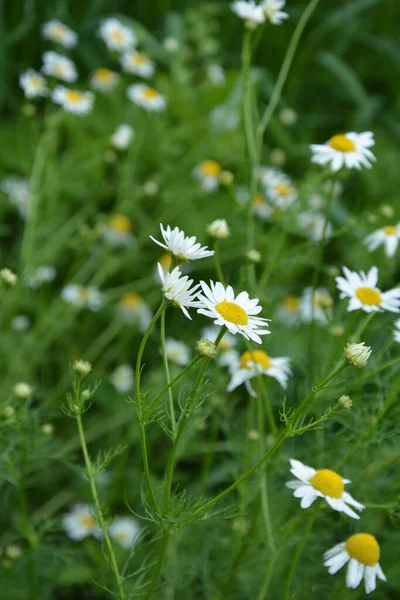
(380, 204, 394, 218)
(41, 423, 54, 435)
(73, 360, 92, 376)
(196, 339, 217, 358)
(246, 249, 261, 263)
(1, 268, 17, 286)
(6, 545, 22, 559)
(219, 170, 234, 186)
(338, 395, 352, 409)
(207, 219, 230, 239)
(13, 383, 32, 399)
(81, 389, 92, 401)
(344, 342, 371, 368)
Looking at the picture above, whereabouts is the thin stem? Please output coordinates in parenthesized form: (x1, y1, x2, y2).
(160, 309, 176, 436)
(17, 482, 37, 600)
(281, 503, 319, 600)
(144, 531, 170, 599)
(244, 341, 277, 434)
(76, 413, 126, 600)
(256, 553, 278, 600)
(257, 0, 320, 141)
(213, 240, 225, 284)
(256, 388, 276, 553)
(147, 355, 202, 413)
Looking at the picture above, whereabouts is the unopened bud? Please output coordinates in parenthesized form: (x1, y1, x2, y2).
(219, 170, 234, 186)
(1, 268, 17, 286)
(6, 545, 22, 559)
(196, 339, 217, 358)
(380, 204, 394, 218)
(13, 383, 32, 399)
(73, 360, 92, 376)
(207, 219, 230, 239)
(338, 395, 352, 409)
(344, 342, 371, 368)
(81, 389, 92, 401)
(246, 249, 261, 263)
(41, 423, 54, 435)
(247, 429, 260, 441)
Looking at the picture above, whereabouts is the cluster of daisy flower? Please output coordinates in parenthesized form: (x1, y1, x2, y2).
(277, 287, 333, 327)
(231, 0, 289, 28)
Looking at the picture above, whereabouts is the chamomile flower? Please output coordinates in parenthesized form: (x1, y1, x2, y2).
(42, 20, 77, 48)
(231, 1, 266, 27)
(276, 295, 302, 327)
(158, 264, 200, 320)
(227, 349, 291, 395)
(164, 338, 190, 366)
(262, 0, 289, 24)
(250, 193, 272, 221)
(103, 214, 134, 247)
(90, 68, 119, 92)
(192, 160, 222, 192)
(364, 224, 400, 258)
(155, 253, 172, 280)
(0, 177, 30, 218)
(121, 51, 155, 78)
(117, 293, 152, 332)
(336, 266, 400, 313)
(127, 84, 166, 111)
(19, 70, 48, 98)
(150, 224, 214, 262)
(257, 167, 297, 208)
(196, 281, 270, 344)
(26, 265, 56, 289)
(310, 132, 376, 172)
(109, 517, 141, 549)
(110, 364, 134, 394)
(286, 459, 365, 519)
(52, 86, 94, 115)
(61, 284, 102, 311)
(324, 534, 386, 594)
(63, 504, 102, 540)
(393, 319, 400, 343)
(110, 124, 134, 150)
(42, 51, 77, 82)
(300, 287, 333, 325)
(98, 18, 136, 52)
(297, 211, 332, 242)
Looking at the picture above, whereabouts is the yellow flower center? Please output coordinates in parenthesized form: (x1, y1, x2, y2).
(200, 160, 222, 178)
(309, 469, 344, 498)
(345, 534, 380, 566)
(31, 77, 42, 89)
(109, 214, 132, 233)
(313, 292, 332, 309)
(111, 29, 124, 42)
(51, 24, 66, 40)
(66, 90, 83, 103)
(329, 134, 356, 153)
(383, 225, 397, 236)
(274, 183, 293, 197)
(79, 515, 97, 529)
(78, 287, 89, 300)
(94, 68, 113, 82)
(240, 350, 271, 370)
(160, 254, 172, 270)
(282, 295, 299, 311)
(252, 193, 266, 206)
(115, 531, 128, 542)
(55, 65, 66, 76)
(216, 300, 248, 325)
(121, 292, 142, 310)
(355, 286, 382, 306)
(132, 53, 147, 65)
(142, 87, 158, 99)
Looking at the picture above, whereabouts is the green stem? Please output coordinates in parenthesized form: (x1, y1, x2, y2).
(145, 531, 170, 599)
(17, 482, 37, 600)
(160, 309, 176, 436)
(256, 388, 276, 553)
(147, 355, 202, 413)
(213, 240, 225, 284)
(257, 0, 320, 141)
(244, 341, 277, 434)
(256, 553, 278, 600)
(281, 503, 319, 600)
(76, 414, 126, 600)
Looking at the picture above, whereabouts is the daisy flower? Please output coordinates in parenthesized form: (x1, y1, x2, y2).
(110, 124, 134, 150)
(192, 160, 222, 192)
(155, 253, 172, 280)
(42, 20, 77, 48)
(364, 224, 400, 258)
(324, 534, 386, 594)
(276, 295, 302, 327)
(19, 69, 48, 98)
(164, 338, 190, 366)
(196, 281, 270, 344)
(286, 459, 365, 519)
(103, 214, 134, 247)
(109, 517, 141, 550)
(90, 68, 119, 92)
(310, 132, 376, 172)
(393, 318, 400, 343)
(300, 287, 333, 325)
(63, 504, 102, 540)
(26, 265, 56, 289)
(336, 266, 400, 313)
(257, 167, 297, 208)
(121, 51, 155, 78)
(127, 84, 166, 111)
(0, 177, 30, 218)
(262, 0, 289, 24)
(42, 51, 77, 82)
(231, 1, 265, 27)
(98, 18, 136, 51)
(61, 284, 102, 311)
(150, 224, 214, 262)
(52, 86, 94, 115)
(110, 364, 134, 394)
(297, 211, 332, 242)
(117, 293, 152, 332)
(227, 349, 291, 395)
(250, 193, 273, 221)
(158, 264, 200, 320)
